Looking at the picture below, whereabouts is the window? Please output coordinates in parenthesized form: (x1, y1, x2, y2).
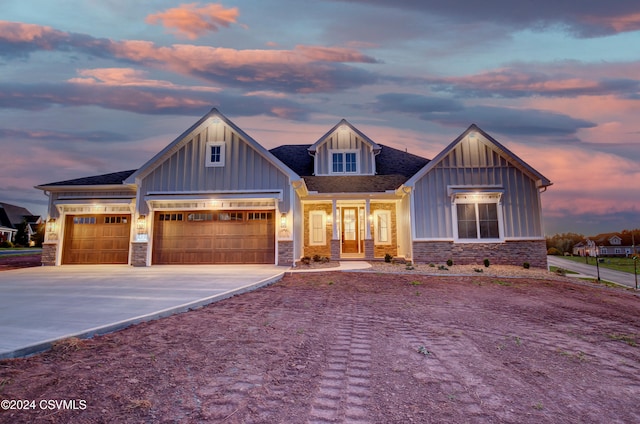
(615, 248, 622, 254)
(309, 211, 326, 246)
(187, 213, 213, 221)
(206, 141, 226, 167)
(374, 210, 391, 245)
(332, 153, 343, 173)
(159, 213, 183, 221)
(248, 212, 272, 220)
(73, 217, 96, 225)
(104, 216, 128, 224)
(330, 150, 357, 174)
(453, 195, 502, 241)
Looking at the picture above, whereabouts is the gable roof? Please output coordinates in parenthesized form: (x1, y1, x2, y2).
(270, 143, 429, 178)
(125, 108, 299, 184)
(36, 170, 137, 188)
(307, 119, 381, 153)
(0, 202, 36, 228)
(270, 143, 429, 193)
(405, 124, 552, 188)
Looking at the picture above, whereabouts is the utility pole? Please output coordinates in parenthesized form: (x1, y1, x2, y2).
(633, 232, 638, 290)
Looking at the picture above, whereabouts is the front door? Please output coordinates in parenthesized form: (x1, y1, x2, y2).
(341, 207, 359, 253)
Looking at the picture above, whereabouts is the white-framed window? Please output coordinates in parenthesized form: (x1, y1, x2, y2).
(452, 193, 503, 242)
(309, 211, 326, 246)
(600, 248, 608, 254)
(615, 248, 622, 254)
(206, 141, 226, 167)
(373, 210, 391, 245)
(330, 150, 358, 174)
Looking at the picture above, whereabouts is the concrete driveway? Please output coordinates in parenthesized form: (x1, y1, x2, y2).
(0, 265, 285, 359)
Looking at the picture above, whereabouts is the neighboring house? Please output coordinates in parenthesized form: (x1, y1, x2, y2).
(36, 108, 552, 267)
(0, 202, 42, 245)
(575, 233, 640, 257)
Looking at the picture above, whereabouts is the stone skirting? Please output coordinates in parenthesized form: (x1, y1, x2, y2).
(330, 239, 340, 260)
(41, 242, 57, 266)
(412, 239, 547, 268)
(364, 239, 374, 260)
(277, 240, 294, 267)
(131, 242, 148, 267)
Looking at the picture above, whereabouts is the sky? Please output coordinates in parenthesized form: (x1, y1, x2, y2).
(1, 0, 639, 236)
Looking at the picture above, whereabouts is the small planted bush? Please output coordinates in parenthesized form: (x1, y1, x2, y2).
(446, 259, 453, 267)
(484, 258, 490, 268)
(301, 256, 311, 265)
(523, 262, 530, 269)
(384, 253, 393, 263)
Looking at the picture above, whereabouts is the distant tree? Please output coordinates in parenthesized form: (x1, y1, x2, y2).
(14, 219, 30, 247)
(32, 223, 45, 247)
(546, 232, 584, 255)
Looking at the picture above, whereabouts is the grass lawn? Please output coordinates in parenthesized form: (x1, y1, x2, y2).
(561, 255, 639, 274)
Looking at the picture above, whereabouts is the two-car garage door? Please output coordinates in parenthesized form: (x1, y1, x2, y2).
(152, 210, 275, 264)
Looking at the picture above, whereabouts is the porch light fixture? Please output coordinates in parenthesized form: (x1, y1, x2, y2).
(327, 214, 333, 224)
(280, 213, 287, 229)
(47, 218, 57, 233)
(136, 215, 147, 233)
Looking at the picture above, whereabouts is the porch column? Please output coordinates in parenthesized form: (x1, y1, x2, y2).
(365, 199, 371, 240)
(332, 200, 338, 240)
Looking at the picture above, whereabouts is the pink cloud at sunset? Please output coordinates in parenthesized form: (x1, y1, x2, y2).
(145, 3, 241, 39)
(68, 68, 221, 92)
(582, 12, 640, 33)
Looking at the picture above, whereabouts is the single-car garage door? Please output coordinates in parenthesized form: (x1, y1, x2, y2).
(152, 210, 275, 264)
(62, 214, 131, 264)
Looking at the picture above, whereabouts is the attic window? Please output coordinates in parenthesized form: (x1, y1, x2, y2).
(206, 141, 226, 167)
(330, 150, 357, 174)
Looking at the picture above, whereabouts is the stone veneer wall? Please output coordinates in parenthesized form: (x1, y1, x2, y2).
(412, 239, 547, 268)
(330, 239, 340, 260)
(371, 202, 397, 259)
(303, 203, 332, 259)
(277, 240, 294, 266)
(131, 242, 148, 267)
(41, 242, 57, 266)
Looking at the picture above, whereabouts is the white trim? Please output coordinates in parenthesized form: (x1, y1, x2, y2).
(451, 193, 504, 243)
(205, 141, 226, 167)
(328, 149, 359, 175)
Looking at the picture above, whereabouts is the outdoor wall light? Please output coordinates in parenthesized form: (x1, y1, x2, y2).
(136, 215, 147, 233)
(47, 218, 57, 233)
(280, 213, 287, 229)
(327, 214, 333, 224)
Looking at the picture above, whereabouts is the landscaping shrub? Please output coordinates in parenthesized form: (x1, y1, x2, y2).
(483, 258, 490, 268)
(384, 253, 393, 263)
(446, 259, 453, 267)
(523, 262, 530, 269)
(547, 247, 561, 255)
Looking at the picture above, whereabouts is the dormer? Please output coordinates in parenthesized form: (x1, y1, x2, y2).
(609, 235, 622, 245)
(308, 119, 381, 176)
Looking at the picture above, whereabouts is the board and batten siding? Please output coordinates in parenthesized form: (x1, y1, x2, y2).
(136, 120, 292, 215)
(412, 135, 543, 239)
(314, 129, 375, 175)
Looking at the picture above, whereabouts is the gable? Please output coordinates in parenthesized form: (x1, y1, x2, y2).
(406, 124, 551, 188)
(308, 119, 381, 176)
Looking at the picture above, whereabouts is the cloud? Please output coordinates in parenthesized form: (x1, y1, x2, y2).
(145, 3, 241, 40)
(368, 93, 596, 138)
(332, 1, 640, 37)
(426, 68, 640, 99)
(0, 21, 379, 93)
(68, 67, 221, 92)
(0, 128, 130, 143)
(0, 81, 313, 120)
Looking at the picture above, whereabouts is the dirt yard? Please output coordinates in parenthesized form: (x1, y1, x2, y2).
(1, 270, 640, 423)
(0, 253, 41, 271)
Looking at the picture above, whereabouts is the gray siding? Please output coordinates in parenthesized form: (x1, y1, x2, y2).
(137, 120, 291, 214)
(47, 190, 136, 219)
(314, 129, 375, 175)
(413, 134, 543, 239)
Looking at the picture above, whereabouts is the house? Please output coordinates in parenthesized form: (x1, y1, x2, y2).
(0, 202, 42, 245)
(36, 108, 552, 267)
(574, 232, 640, 257)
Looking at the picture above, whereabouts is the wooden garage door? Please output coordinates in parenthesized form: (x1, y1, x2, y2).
(152, 211, 275, 264)
(63, 215, 131, 264)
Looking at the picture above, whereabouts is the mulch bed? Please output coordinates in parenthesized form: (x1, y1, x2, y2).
(0, 253, 41, 271)
(1, 270, 639, 423)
